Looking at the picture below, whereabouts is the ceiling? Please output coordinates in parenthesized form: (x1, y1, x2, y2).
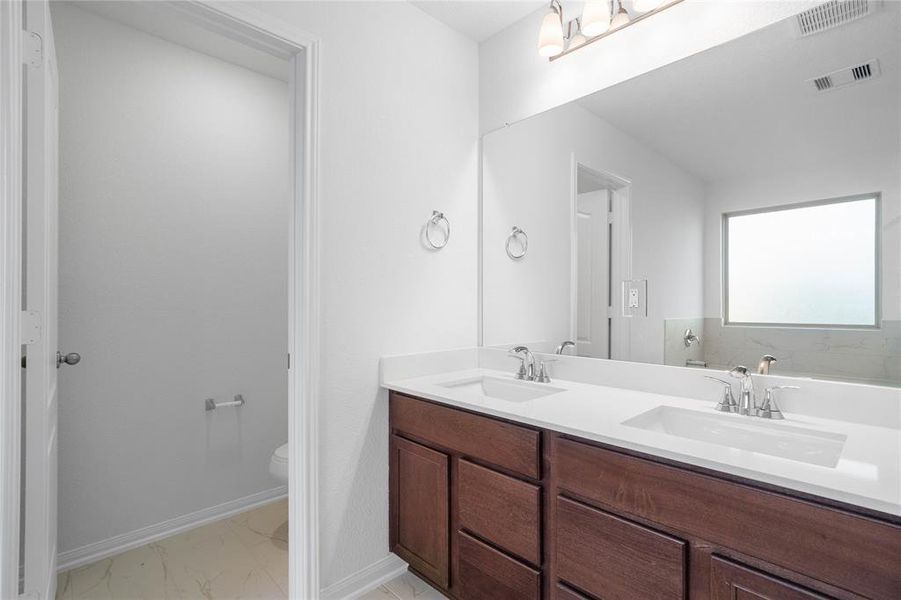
(70, 1, 290, 81)
(577, 4, 900, 182)
(411, 1, 546, 42)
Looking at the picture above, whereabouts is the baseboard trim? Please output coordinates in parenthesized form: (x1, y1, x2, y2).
(320, 554, 408, 600)
(57, 486, 287, 572)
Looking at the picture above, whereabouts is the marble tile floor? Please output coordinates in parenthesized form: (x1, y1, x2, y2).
(56, 498, 289, 600)
(55, 496, 445, 600)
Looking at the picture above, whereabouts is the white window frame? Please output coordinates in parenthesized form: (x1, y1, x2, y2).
(722, 193, 882, 330)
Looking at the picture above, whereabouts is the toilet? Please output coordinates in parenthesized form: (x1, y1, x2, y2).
(269, 443, 288, 484)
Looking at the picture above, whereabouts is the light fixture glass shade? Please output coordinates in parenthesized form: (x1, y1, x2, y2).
(537, 7, 564, 57)
(568, 32, 587, 50)
(581, 1, 611, 37)
(610, 4, 631, 28)
(632, 0, 666, 12)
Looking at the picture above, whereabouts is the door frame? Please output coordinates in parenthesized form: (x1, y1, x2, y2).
(569, 156, 633, 361)
(0, 1, 25, 598)
(0, 1, 322, 598)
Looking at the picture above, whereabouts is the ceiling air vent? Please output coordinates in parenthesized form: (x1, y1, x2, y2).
(813, 76, 834, 91)
(795, 0, 876, 36)
(807, 60, 881, 92)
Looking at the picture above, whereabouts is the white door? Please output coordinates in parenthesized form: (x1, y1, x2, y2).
(575, 190, 610, 358)
(23, 1, 60, 598)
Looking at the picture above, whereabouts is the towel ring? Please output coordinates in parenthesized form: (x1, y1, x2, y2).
(506, 226, 528, 259)
(425, 210, 450, 249)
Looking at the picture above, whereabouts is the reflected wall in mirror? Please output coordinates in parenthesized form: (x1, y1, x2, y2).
(481, 4, 901, 387)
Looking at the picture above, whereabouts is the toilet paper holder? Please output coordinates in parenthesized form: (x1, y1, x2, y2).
(205, 394, 245, 411)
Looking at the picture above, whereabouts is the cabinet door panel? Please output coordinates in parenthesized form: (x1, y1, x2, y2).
(457, 532, 541, 600)
(710, 556, 834, 600)
(556, 496, 686, 600)
(390, 435, 449, 587)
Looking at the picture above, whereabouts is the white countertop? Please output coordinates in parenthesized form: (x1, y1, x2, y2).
(383, 367, 901, 519)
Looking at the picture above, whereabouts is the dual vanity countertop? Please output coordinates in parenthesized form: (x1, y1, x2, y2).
(382, 362, 901, 520)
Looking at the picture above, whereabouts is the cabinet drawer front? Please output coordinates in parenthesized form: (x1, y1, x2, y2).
(457, 532, 541, 600)
(555, 437, 901, 599)
(556, 584, 592, 600)
(390, 436, 449, 587)
(458, 459, 541, 565)
(711, 556, 833, 600)
(556, 496, 686, 600)
(390, 392, 540, 479)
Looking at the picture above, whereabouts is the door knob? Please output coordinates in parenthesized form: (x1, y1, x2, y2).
(57, 351, 81, 367)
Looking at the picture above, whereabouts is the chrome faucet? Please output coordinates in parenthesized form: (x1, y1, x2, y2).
(555, 340, 575, 355)
(728, 366, 756, 416)
(509, 346, 536, 381)
(757, 354, 777, 375)
(704, 376, 737, 413)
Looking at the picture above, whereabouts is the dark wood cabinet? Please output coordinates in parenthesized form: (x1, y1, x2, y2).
(556, 496, 686, 600)
(710, 556, 833, 600)
(390, 435, 450, 587)
(389, 391, 901, 600)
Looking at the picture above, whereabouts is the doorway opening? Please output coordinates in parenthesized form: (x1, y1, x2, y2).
(14, 2, 320, 598)
(571, 161, 632, 361)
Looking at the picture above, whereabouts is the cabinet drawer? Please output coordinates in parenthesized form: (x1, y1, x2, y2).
(555, 437, 901, 599)
(390, 392, 540, 479)
(556, 496, 686, 600)
(457, 531, 541, 600)
(458, 459, 541, 565)
(710, 556, 833, 600)
(556, 584, 592, 600)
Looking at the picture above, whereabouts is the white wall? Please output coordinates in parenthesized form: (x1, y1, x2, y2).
(250, 1, 480, 589)
(478, 1, 820, 134)
(53, 4, 290, 554)
(482, 102, 705, 364)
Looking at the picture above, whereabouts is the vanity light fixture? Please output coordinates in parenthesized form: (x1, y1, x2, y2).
(610, 1, 631, 29)
(540, 0, 684, 60)
(537, 0, 565, 57)
(580, 0, 611, 37)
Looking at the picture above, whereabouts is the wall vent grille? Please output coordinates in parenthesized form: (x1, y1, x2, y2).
(796, 0, 874, 36)
(807, 60, 881, 92)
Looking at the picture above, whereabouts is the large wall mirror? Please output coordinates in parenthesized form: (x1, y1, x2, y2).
(481, 4, 900, 387)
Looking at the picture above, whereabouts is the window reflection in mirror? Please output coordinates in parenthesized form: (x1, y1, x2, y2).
(481, 6, 900, 387)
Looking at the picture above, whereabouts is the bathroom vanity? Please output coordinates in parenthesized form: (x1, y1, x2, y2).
(383, 358, 901, 600)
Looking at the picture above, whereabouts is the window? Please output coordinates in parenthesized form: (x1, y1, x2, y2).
(724, 195, 879, 328)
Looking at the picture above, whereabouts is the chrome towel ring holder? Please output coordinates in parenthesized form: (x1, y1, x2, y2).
(425, 210, 450, 249)
(506, 226, 528, 259)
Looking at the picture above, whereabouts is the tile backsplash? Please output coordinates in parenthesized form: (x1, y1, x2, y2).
(664, 318, 901, 386)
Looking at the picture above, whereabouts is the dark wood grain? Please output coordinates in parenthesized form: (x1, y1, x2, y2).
(710, 556, 832, 600)
(390, 392, 541, 479)
(556, 496, 686, 599)
(458, 459, 542, 566)
(457, 531, 541, 600)
(554, 436, 901, 599)
(390, 435, 450, 587)
(555, 584, 593, 600)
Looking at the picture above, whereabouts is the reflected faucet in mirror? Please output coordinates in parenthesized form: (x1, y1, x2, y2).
(556, 340, 576, 355)
(758, 354, 777, 375)
(683, 328, 700, 348)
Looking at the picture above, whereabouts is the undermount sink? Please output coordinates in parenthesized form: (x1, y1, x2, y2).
(622, 406, 847, 468)
(438, 376, 564, 402)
